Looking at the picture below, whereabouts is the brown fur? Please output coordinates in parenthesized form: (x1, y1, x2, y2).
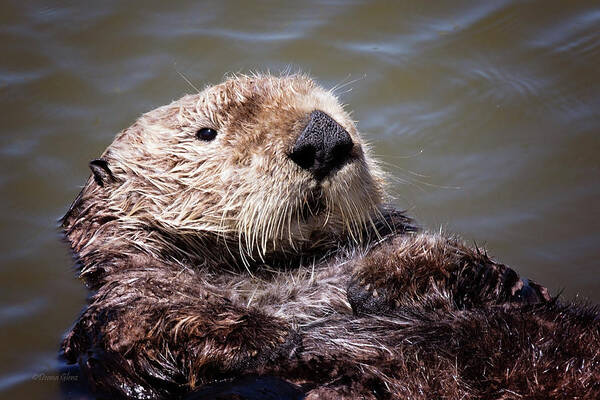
(61, 73, 600, 399)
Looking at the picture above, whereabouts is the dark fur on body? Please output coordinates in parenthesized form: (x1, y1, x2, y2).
(61, 74, 600, 399)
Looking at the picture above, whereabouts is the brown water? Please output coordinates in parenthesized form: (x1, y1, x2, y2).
(1, 1, 599, 398)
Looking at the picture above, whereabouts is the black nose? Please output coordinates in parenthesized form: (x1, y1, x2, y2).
(289, 110, 354, 180)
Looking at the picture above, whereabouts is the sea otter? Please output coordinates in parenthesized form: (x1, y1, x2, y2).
(61, 73, 600, 399)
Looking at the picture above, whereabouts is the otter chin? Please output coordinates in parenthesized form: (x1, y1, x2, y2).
(61, 73, 599, 400)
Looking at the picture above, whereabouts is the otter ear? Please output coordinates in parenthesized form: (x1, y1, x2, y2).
(89, 158, 115, 187)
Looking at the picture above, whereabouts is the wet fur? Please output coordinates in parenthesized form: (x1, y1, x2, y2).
(61, 74, 600, 399)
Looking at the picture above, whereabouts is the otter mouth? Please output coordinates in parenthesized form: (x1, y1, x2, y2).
(300, 187, 325, 220)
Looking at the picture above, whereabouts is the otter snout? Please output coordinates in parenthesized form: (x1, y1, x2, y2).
(289, 110, 354, 181)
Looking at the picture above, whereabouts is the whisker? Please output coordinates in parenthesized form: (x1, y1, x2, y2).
(174, 67, 201, 93)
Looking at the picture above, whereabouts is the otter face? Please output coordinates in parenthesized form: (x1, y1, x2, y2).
(94, 74, 385, 261)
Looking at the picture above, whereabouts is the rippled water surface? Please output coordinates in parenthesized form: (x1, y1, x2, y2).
(1, 1, 599, 398)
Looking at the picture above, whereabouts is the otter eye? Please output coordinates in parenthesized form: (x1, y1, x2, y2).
(196, 128, 217, 141)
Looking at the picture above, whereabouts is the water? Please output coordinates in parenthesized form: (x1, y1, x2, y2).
(1, 1, 599, 398)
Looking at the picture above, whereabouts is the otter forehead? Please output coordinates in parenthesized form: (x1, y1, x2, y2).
(202, 74, 338, 119)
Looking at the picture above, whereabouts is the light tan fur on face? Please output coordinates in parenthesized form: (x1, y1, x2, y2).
(79, 73, 385, 268)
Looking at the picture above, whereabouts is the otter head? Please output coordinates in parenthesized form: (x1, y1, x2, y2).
(64, 74, 386, 275)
